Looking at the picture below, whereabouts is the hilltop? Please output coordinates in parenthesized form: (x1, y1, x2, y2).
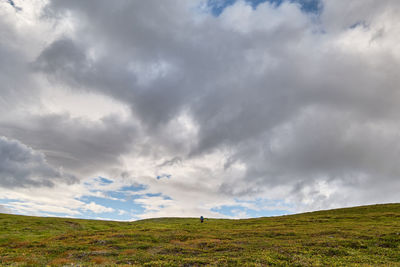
(1, 204, 400, 266)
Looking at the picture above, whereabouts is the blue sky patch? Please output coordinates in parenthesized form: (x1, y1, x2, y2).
(99, 177, 113, 184)
(212, 198, 293, 218)
(208, 0, 321, 16)
(156, 174, 171, 180)
(212, 205, 290, 218)
(119, 184, 147, 192)
(0, 198, 18, 204)
(349, 21, 369, 29)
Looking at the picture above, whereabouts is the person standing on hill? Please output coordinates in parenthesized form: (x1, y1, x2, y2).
(200, 216, 204, 223)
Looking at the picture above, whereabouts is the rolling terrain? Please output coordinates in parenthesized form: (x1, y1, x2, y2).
(1, 204, 400, 266)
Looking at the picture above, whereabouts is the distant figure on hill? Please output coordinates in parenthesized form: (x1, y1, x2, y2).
(200, 216, 204, 223)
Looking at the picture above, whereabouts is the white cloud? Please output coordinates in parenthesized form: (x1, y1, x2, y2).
(82, 201, 114, 214)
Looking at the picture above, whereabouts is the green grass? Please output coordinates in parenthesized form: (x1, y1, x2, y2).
(1, 204, 400, 266)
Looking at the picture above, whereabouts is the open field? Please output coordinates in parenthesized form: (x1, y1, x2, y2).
(1, 204, 400, 266)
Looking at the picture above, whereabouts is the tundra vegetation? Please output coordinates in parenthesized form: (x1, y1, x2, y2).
(0, 204, 400, 266)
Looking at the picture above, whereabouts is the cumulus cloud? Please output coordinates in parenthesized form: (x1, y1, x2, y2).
(1, 0, 400, 218)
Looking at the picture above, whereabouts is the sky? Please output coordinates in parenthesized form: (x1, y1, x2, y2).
(1, 0, 400, 221)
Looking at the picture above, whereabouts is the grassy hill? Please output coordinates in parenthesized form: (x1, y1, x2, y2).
(1, 204, 400, 266)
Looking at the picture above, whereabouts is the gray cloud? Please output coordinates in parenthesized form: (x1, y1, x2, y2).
(157, 157, 182, 168)
(35, 1, 400, 198)
(36, 1, 314, 150)
(0, 39, 37, 115)
(0, 114, 138, 176)
(0, 136, 76, 188)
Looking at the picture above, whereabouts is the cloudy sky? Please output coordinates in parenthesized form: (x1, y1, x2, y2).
(1, 0, 400, 220)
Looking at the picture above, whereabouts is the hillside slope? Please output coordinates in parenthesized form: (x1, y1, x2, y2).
(1, 204, 400, 266)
